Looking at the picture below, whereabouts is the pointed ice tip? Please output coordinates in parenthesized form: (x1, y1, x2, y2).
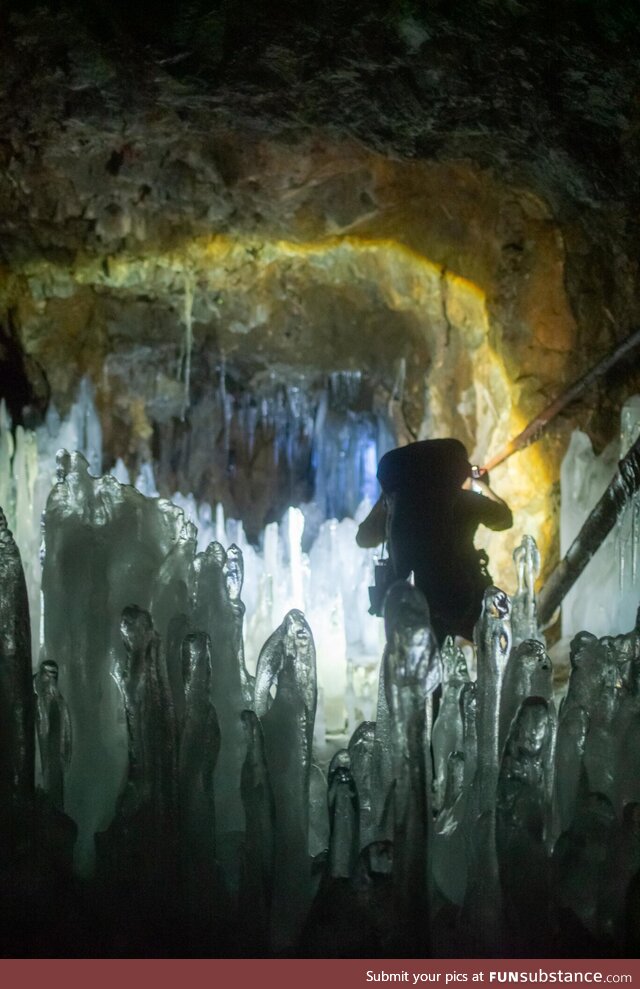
(207, 541, 226, 566)
(70, 451, 90, 472)
(55, 448, 71, 481)
(484, 585, 510, 619)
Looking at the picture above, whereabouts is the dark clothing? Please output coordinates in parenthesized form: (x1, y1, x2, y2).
(377, 439, 512, 643)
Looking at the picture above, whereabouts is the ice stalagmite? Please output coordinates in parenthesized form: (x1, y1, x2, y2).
(327, 749, 359, 880)
(34, 659, 72, 811)
(372, 646, 394, 839)
(496, 696, 554, 950)
(372, 582, 440, 839)
(582, 647, 621, 804)
(432, 676, 478, 918)
(308, 763, 330, 862)
(113, 606, 177, 841)
(192, 541, 250, 845)
(500, 638, 554, 750)
(347, 720, 376, 849)
(254, 609, 317, 952)
(0, 506, 35, 831)
(556, 631, 616, 823)
(113, 606, 155, 808)
(473, 586, 512, 813)
(462, 586, 511, 952)
(433, 750, 467, 907)
(553, 703, 590, 842)
(460, 680, 478, 794)
(151, 513, 197, 718)
(432, 637, 469, 811)
(239, 709, 275, 952)
(224, 545, 254, 707)
(616, 608, 640, 810)
(552, 791, 617, 942)
(383, 582, 440, 953)
(179, 632, 220, 869)
(510, 535, 543, 647)
(598, 802, 640, 950)
(42, 452, 191, 871)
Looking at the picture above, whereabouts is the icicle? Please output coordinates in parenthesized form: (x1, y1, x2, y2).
(215, 502, 226, 546)
(632, 497, 639, 582)
(390, 357, 406, 409)
(110, 458, 130, 486)
(135, 462, 159, 497)
(619, 395, 640, 592)
(287, 507, 305, 611)
(0, 400, 14, 528)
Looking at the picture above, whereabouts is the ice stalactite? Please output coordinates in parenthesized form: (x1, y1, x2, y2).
(181, 275, 194, 420)
(312, 372, 394, 521)
(0, 379, 104, 656)
(618, 396, 640, 589)
(0, 402, 14, 523)
(2, 452, 640, 956)
(0, 374, 389, 733)
(556, 395, 640, 640)
(172, 490, 384, 736)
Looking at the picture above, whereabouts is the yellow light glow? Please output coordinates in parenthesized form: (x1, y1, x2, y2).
(4, 231, 557, 589)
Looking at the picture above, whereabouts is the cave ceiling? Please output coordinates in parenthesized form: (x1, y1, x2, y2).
(0, 0, 639, 572)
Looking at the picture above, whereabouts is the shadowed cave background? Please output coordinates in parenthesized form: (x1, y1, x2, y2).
(0, 0, 640, 958)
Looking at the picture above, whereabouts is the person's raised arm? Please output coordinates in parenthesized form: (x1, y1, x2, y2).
(356, 495, 387, 548)
(462, 473, 513, 531)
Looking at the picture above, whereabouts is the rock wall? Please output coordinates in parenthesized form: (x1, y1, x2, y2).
(1, 1, 638, 592)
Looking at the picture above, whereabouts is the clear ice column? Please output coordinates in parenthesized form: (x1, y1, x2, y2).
(383, 582, 441, 952)
(510, 535, 543, 648)
(432, 637, 469, 811)
(496, 696, 554, 949)
(0, 507, 35, 830)
(34, 658, 72, 812)
(461, 586, 512, 952)
(254, 609, 317, 952)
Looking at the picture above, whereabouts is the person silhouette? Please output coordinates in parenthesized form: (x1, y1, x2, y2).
(357, 438, 512, 643)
